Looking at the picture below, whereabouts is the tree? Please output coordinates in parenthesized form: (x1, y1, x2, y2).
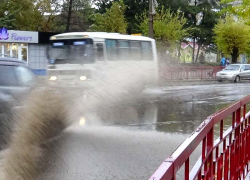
(94, 0, 115, 14)
(138, 7, 189, 63)
(0, 0, 63, 31)
(213, 16, 250, 63)
(139, 7, 188, 62)
(90, 1, 127, 33)
(184, 0, 220, 63)
(220, 0, 250, 24)
(0, 0, 43, 30)
(35, 0, 63, 32)
(140, 7, 188, 45)
(94, 0, 148, 34)
(0, 11, 16, 29)
(151, 0, 219, 63)
(49, 0, 94, 32)
(192, 1, 219, 62)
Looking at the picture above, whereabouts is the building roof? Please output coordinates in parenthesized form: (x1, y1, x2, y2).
(51, 32, 154, 41)
(181, 42, 199, 50)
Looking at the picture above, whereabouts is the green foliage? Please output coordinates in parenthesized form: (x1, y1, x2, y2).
(0, 0, 43, 30)
(0, 11, 16, 29)
(147, 0, 219, 52)
(90, 1, 127, 33)
(186, 1, 219, 44)
(0, 0, 94, 32)
(0, 0, 63, 31)
(51, 0, 95, 32)
(139, 7, 189, 46)
(213, 16, 250, 62)
(220, 0, 250, 24)
(35, 0, 63, 31)
(95, 0, 148, 34)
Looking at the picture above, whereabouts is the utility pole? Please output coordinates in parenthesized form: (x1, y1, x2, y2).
(192, 0, 197, 64)
(66, 0, 73, 32)
(148, 0, 154, 38)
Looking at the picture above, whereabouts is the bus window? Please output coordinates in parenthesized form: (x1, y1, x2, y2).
(141, 41, 153, 61)
(69, 39, 94, 64)
(106, 39, 118, 61)
(96, 43, 104, 61)
(48, 40, 69, 61)
(48, 39, 95, 64)
(130, 41, 141, 61)
(118, 40, 129, 61)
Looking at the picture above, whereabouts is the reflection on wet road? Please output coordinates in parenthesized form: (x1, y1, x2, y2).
(3, 83, 250, 179)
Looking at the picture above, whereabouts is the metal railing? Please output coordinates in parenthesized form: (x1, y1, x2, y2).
(160, 66, 224, 81)
(149, 95, 250, 180)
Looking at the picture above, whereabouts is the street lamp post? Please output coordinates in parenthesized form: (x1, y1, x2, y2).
(149, 0, 154, 38)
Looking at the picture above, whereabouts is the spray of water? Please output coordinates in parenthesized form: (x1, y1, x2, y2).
(0, 51, 160, 179)
(0, 87, 72, 180)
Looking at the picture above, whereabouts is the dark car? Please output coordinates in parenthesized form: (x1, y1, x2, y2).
(0, 57, 36, 148)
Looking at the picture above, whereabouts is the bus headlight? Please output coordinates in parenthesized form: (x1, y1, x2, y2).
(80, 76, 87, 81)
(50, 36, 56, 40)
(79, 117, 86, 126)
(49, 76, 57, 81)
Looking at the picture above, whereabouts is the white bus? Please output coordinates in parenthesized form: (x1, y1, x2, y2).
(46, 32, 158, 99)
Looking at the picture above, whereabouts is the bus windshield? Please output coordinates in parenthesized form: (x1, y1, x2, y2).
(47, 38, 95, 64)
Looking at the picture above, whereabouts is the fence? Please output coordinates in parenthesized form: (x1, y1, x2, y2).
(160, 66, 224, 81)
(149, 94, 250, 180)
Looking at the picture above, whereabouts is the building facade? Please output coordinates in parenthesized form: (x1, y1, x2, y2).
(0, 28, 56, 75)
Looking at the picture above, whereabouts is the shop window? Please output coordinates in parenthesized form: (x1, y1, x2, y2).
(0, 43, 2, 56)
(12, 43, 18, 58)
(21, 47, 28, 61)
(4, 44, 10, 56)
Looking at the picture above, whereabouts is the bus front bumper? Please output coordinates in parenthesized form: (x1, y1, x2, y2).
(48, 79, 97, 90)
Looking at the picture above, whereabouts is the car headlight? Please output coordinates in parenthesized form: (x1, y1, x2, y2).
(80, 76, 87, 81)
(49, 76, 57, 81)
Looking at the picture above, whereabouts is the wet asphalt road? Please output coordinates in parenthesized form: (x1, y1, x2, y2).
(2, 82, 250, 179)
(37, 82, 250, 180)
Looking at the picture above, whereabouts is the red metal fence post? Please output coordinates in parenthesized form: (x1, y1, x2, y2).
(224, 147, 229, 180)
(235, 108, 241, 178)
(230, 141, 236, 179)
(207, 127, 214, 179)
(185, 158, 189, 180)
